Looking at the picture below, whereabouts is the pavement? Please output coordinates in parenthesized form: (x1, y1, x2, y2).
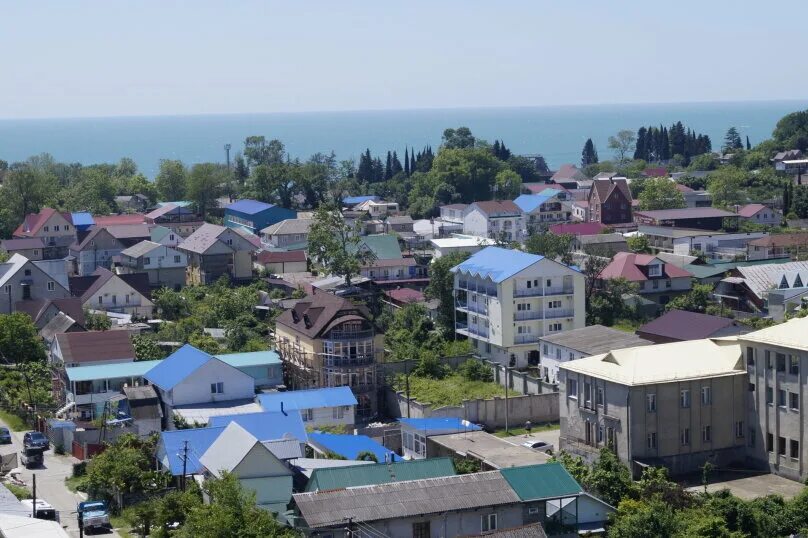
(682, 470, 805, 500)
(0, 416, 120, 537)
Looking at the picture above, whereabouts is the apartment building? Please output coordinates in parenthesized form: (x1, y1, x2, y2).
(559, 339, 748, 476)
(452, 246, 585, 368)
(513, 189, 570, 231)
(462, 201, 527, 242)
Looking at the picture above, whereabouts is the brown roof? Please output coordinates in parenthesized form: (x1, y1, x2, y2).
(590, 178, 632, 204)
(471, 200, 522, 216)
(636, 309, 746, 342)
(749, 233, 808, 248)
(13, 208, 72, 237)
(551, 164, 588, 182)
(363, 257, 418, 268)
(737, 204, 769, 218)
(15, 298, 85, 327)
(55, 330, 136, 364)
(1, 238, 45, 251)
(634, 207, 735, 220)
(276, 292, 373, 339)
(69, 267, 152, 301)
(257, 250, 307, 264)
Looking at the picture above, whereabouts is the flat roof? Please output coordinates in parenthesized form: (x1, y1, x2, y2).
(539, 325, 652, 355)
(428, 430, 550, 469)
(430, 236, 496, 248)
(215, 350, 282, 368)
(638, 225, 727, 239)
(65, 360, 163, 383)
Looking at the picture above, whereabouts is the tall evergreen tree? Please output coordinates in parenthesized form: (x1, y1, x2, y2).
(723, 127, 743, 152)
(410, 151, 416, 174)
(391, 151, 403, 175)
(660, 127, 671, 161)
(404, 147, 410, 176)
(357, 149, 373, 183)
(746, 136, 751, 150)
(669, 121, 686, 157)
(581, 138, 599, 166)
(384, 151, 393, 180)
(371, 157, 384, 182)
(634, 127, 647, 161)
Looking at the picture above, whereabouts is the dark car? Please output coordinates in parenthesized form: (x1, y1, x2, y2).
(0, 427, 11, 444)
(23, 431, 49, 450)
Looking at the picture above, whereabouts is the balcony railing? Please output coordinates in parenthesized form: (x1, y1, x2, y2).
(514, 310, 543, 321)
(545, 308, 574, 319)
(322, 354, 376, 367)
(456, 301, 488, 316)
(514, 308, 574, 321)
(457, 280, 497, 296)
(326, 329, 375, 340)
(513, 286, 574, 298)
(515, 334, 540, 344)
(457, 324, 489, 339)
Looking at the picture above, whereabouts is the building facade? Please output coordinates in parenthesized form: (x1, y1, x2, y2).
(588, 178, 633, 225)
(462, 201, 527, 242)
(224, 199, 296, 235)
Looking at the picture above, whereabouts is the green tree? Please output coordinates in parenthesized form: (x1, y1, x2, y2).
(638, 178, 686, 211)
(494, 169, 522, 199)
(688, 153, 717, 171)
(723, 127, 743, 152)
(608, 499, 678, 538)
(665, 284, 714, 313)
(64, 168, 117, 214)
(773, 109, 808, 151)
(429, 147, 503, 203)
(243, 136, 285, 168)
(154, 159, 188, 202)
(189, 333, 222, 354)
(627, 235, 650, 253)
(0, 313, 47, 366)
(84, 310, 112, 331)
(152, 288, 189, 321)
(131, 334, 166, 361)
(441, 127, 476, 149)
(2, 165, 54, 222)
(425, 252, 470, 332)
(385, 304, 435, 361)
(356, 450, 378, 462)
(581, 138, 599, 166)
(85, 434, 169, 501)
(187, 163, 226, 219)
(308, 203, 372, 287)
(249, 163, 295, 208)
(707, 166, 747, 209)
(587, 277, 638, 326)
(608, 129, 636, 163)
(524, 233, 575, 265)
(585, 447, 633, 507)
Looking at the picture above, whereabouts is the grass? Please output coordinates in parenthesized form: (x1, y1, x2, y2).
(0, 409, 27, 431)
(110, 515, 134, 538)
(306, 424, 351, 434)
(610, 318, 643, 333)
(64, 475, 86, 493)
(4, 483, 31, 500)
(493, 423, 559, 438)
(395, 373, 508, 407)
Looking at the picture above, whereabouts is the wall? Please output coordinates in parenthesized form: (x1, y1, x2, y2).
(169, 359, 255, 406)
(462, 209, 490, 238)
(0, 260, 70, 314)
(88, 276, 154, 317)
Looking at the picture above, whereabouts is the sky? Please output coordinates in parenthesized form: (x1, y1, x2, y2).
(2, 0, 807, 119)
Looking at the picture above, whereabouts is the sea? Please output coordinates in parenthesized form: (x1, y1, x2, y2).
(1, 100, 806, 178)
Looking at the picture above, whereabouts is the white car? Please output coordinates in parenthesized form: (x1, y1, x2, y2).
(522, 440, 554, 453)
(21, 499, 57, 521)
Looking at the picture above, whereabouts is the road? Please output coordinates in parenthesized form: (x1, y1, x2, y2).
(0, 417, 120, 537)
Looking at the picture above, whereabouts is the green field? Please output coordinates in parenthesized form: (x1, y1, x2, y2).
(395, 373, 508, 407)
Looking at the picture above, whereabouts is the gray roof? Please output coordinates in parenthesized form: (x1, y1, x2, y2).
(178, 223, 229, 254)
(539, 324, 652, 355)
(385, 215, 414, 225)
(467, 523, 548, 538)
(120, 240, 162, 258)
(260, 218, 313, 236)
(638, 225, 727, 239)
(262, 438, 305, 460)
(293, 471, 520, 528)
(40, 312, 79, 342)
(734, 261, 808, 300)
(578, 233, 627, 245)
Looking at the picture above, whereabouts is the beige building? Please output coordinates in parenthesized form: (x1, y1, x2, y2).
(559, 338, 748, 477)
(274, 293, 384, 420)
(177, 223, 255, 285)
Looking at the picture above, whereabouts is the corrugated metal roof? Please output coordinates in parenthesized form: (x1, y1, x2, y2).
(465, 523, 548, 537)
(70, 212, 95, 227)
(308, 433, 401, 462)
(343, 195, 380, 205)
(539, 325, 652, 355)
(66, 360, 163, 382)
(305, 457, 456, 492)
(740, 316, 808, 351)
(262, 438, 305, 460)
(258, 387, 357, 411)
(144, 344, 213, 390)
(398, 417, 482, 434)
(350, 234, 402, 260)
(452, 246, 544, 283)
(159, 426, 226, 475)
(513, 190, 562, 213)
(208, 410, 308, 442)
(216, 350, 282, 368)
(500, 463, 582, 501)
(225, 199, 274, 215)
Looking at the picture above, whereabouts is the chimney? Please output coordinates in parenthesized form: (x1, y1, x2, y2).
(291, 310, 300, 323)
(303, 313, 312, 328)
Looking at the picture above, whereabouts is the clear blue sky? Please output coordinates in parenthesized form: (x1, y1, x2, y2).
(3, 0, 806, 119)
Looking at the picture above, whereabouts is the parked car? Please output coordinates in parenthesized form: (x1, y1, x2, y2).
(78, 500, 111, 533)
(0, 427, 11, 444)
(522, 439, 554, 453)
(21, 499, 57, 521)
(23, 431, 48, 450)
(20, 446, 44, 468)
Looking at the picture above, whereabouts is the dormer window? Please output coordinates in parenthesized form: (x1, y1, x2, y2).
(647, 264, 662, 277)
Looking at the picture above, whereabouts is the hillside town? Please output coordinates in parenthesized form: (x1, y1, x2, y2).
(5, 118, 808, 537)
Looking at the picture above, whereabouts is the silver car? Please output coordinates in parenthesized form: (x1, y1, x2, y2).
(522, 439, 554, 453)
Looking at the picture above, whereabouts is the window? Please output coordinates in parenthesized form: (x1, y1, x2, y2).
(652, 279, 659, 289)
(549, 323, 562, 332)
(779, 436, 786, 456)
(791, 439, 800, 460)
(332, 406, 344, 419)
(546, 279, 552, 287)
(111, 295, 117, 305)
(766, 386, 773, 405)
(43, 226, 49, 232)
(47, 281, 55, 291)
(597, 387, 604, 407)
(647, 432, 657, 449)
(143, 257, 151, 265)
(302, 409, 314, 422)
(648, 264, 662, 277)
(2, 285, 9, 294)
(681, 428, 690, 446)
(174, 255, 181, 263)
(481, 514, 498, 533)
(413, 522, 431, 538)
(776, 353, 786, 372)
(701, 386, 711, 405)
(767, 432, 774, 452)
(702, 425, 711, 443)
(98, 296, 103, 305)
(210, 382, 224, 394)
(735, 420, 744, 438)
(23, 269, 30, 276)
(548, 300, 561, 308)
(765, 350, 772, 369)
(647, 394, 656, 412)
(65, 225, 69, 230)
(54, 225, 59, 231)
(680, 389, 690, 408)
(778, 389, 787, 407)
(556, 348, 561, 359)
(790, 392, 800, 411)
(567, 378, 578, 399)
(543, 344, 548, 354)
(526, 280, 532, 289)
(746, 347, 754, 366)
(597, 425, 604, 443)
(749, 383, 755, 392)
(169, 234, 175, 241)
(790, 355, 799, 375)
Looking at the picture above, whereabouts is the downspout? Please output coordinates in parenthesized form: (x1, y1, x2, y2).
(626, 390, 632, 476)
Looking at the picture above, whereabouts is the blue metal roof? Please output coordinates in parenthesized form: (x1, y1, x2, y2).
(451, 246, 544, 283)
(66, 360, 163, 383)
(398, 417, 482, 434)
(513, 190, 562, 213)
(144, 344, 213, 391)
(343, 195, 379, 205)
(159, 426, 226, 475)
(158, 201, 192, 208)
(208, 411, 308, 443)
(215, 351, 282, 368)
(225, 199, 275, 215)
(308, 433, 401, 462)
(258, 387, 357, 411)
(70, 212, 95, 227)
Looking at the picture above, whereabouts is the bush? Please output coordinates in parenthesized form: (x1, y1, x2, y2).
(5, 483, 31, 500)
(458, 359, 493, 382)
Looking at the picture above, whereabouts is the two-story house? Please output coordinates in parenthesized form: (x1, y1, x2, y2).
(144, 203, 204, 238)
(149, 225, 183, 247)
(513, 189, 571, 232)
(452, 246, 585, 368)
(69, 267, 154, 317)
(274, 292, 384, 420)
(0, 254, 71, 315)
(462, 201, 526, 242)
(597, 252, 692, 308)
(178, 223, 256, 285)
(360, 258, 428, 289)
(260, 218, 312, 251)
(13, 208, 77, 259)
(117, 240, 188, 289)
(69, 224, 150, 276)
(736, 204, 782, 226)
(355, 199, 399, 218)
(587, 178, 633, 225)
(224, 199, 296, 236)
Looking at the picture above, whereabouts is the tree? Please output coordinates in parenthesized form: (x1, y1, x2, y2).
(587, 277, 638, 326)
(85, 434, 169, 501)
(249, 163, 294, 208)
(0, 313, 46, 367)
(131, 334, 165, 361)
(385, 304, 436, 362)
(723, 127, 743, 152)
(585, 447, 634, 507)
(608, 130, 636, 163)
(582, 255, 610, 307)
(441, 127, 476, 149)
(356, 450, 379, 462)
(627, 235, 650, 253)
(581, 138, 599, 167)
(188, 333, 222, 354)
(425, 251, 470, 332)
(524, 233, 574, 265)
(243, 136, 285, 168)
(154, 160, 188, 202)
(637, 178, 686, 211)
(2, 166, 53, 222)
(746, 135, 752, 150)
(84, 310, 112, 331)
(494, 169, 522, 199)
(773, 109, 808, 151)
(665, 284, 713, 313)
(429, 147, 503, 203)
(707, 166, 747, 209)
(308, 203, 372, 287)
(608, 499, 678, 538)
(186, 163, 225, 218)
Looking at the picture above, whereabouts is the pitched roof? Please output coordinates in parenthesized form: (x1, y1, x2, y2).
(40, 312, 80, 342)
(293, 470, 519, 528)
(305, 458, 456, 492)
(635, 207, 736, 220)
(452, 246, 544, 283)
(499, 463, 583, 501)
(591, 178, 632, 204)
(470, 200, 522, 216)
(70, 212, 95, 227)
(55, 331, 136, 364)
(560, 339, 744, 386)
(260, 218, 312, 236)
(539, 324, 652, 355)
(208, 411, 308, 442)
(740, 317, 808, 351)
(215, 350, 282, 368)
(159, 426, 226, 475)
(256, 250, 307, 264)
(120, 240, 163, 258)
(748, 232, 808, 248)
(466, 523, 548, 538)
(737, 204, 770, 218)
(225, 199, 275, 215)
(0, 254, 33, 288)
(513, 190, 562, 213)
(70, 267, 152, 301)
(199, 422, 286, 478)
(386, 215, 414, 225)
(145, 203, 186, 220)
(440, 203, 468, 210)
(257, 387, 357, 411)
(551, 164, 587, 182)
(1, 238, 44, 251)
(599, 252, 692, 281)
(637, 310, 742, 341)
(144, 344, 217, 390)
(384, 288, 425, 304)
(352, 234, 402, 260)
(105, 224, 151, 241)
(177, 223, 230, 254)
(15, 297, 85, 326)
(343, 195, 380, 205)
(275, 292, 372, 339)
(643, 167, 668, 177)
(548, 222, 607, 236)
(733, 261, 808, 299)
(92, 214, 146, 226)
(308, 433, 401, 463)
(14, 207, 71, 237)
(149, 225, 174, 242)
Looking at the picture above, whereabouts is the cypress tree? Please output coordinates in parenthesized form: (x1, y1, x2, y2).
(581, 138, 599, 166)
(410, 151, 416, 173)
(384, 151, 393, 180)
(404, 147, 410, 176)
(634, 127, 647, 161)
(392, 151, 403, 175)
(746, 136, 751, 150)
(493, 140, 501, 159)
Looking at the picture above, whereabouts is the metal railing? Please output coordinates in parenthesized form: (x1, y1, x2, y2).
(515, 334, 540, 344)
(322, 354, 376, 367)
(457, 281, 497, 296)
(545, 308, 574, 319)
(514, 310, 543, 321)
(325, 329, 375, 340)
(513, 286, 574, 298)
(457, 301, 488, 315)
(457, 324, 489, 339)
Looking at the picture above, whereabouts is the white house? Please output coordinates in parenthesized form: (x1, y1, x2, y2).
(452, 246, 585, 368)
(69, 267, 155, 317)
(736, 204, 781, 226)
(355, 199, 399, 218)
(117, 240, 188, 290)
(462, 201, 526, 242)
(513, 190, 570, 230)
(430, 235, 496, 259)
(257, 387, 357, 429)
(260, 218, 312, 250)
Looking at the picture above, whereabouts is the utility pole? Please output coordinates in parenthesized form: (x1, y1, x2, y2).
(504, 365, 509, 434)
(78, 508, 84, 538)
(31, 473, 36, 518)
(405, 360, 411, 418)
(180, 440, 189, 491)
(224, 144, 232, 169)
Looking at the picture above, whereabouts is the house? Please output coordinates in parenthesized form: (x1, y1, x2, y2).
(15, 297, 84, 330)
(588, 178, 633, 225)
(303, 458, 456, 492)
(122, 384, 163, 437)
(772, 149, 804, 170)
(258, 386, 357, 427)
(513, 190, 570, 231)
(548, 222, 607, 236)
(452, 246, 585, 368)
(0, 238, 46, 261)
(360, 258, 428, 288)
(551, 164, 589, 189)
(216, 350, 283, 389)
(736, 204, 781, 226)
(570, 200, 589, 221)
(207, 411, 308, 446)
(307, 433, 400, 462)
(351, 234, 403, 261)
(634, 207, 737, 231)
(117, 241, 187, 290)
(62, 360, 162, 420)
(199, 422, 294, 512)
(384, 215, 414, 234)
(430, 234, 495, 259)
(462, 201, 526, 242)
(144, 203, 204, 238)
(144, 344, 257, 425)
(260, 218, 312, 250)
(115, 194, 150, 213)
(537, 325, 652, 385)
(149, 225, 182, 247)
(51, 330, 136, 368)
(715, 260, 808, 312)
(342, 195, 380, 209)
(439, 203, 468, 224)
(426, 430, 551, 470)
(274, 293, 383, 419)
(178, 223, 256, 285)
(399, 417, 482, 459)
(575, 233, 628, 256)
(255, 250, 307, 274)
(69, 267, 154, 317)
(747, 233, 808, 261)
(225, 199, 296, 235)
(0, 254, 71, 314)
(382, 288, 438, 320)
(355, 198, 399, 218)
(638, 225, 766, 260)
(68, 224, 150, 276)
(635, 309, 751, 343)
(293, 463, 612, 538)
(598, 252, 692, 308)
(13, 207, 76, 259)
(559, 338, 747, 476)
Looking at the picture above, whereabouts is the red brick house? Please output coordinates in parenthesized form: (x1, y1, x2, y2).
(588, 178, 633, 225)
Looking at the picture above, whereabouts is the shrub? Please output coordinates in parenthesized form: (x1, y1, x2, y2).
(458, 359, 493, 382)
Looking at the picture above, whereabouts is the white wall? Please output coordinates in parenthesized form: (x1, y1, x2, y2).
(463, 209, 490, 238)
(84, 276, 154, 316)
(303, 405, 356, 428)
(169, 359, 255, 406)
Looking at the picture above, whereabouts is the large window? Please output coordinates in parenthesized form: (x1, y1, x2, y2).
(746, 347, 754, 366)
(681, 428, 690, 446)
(567, 378, 578, 399)
(210, 382, 224, 394)
(647, 394, 656, 412)
(481, 514, 498, 533)
(701, 386, 711, 405)
(776, 353, 786, 372)
(790, 355, 800, 375)
(647, 432, 657, 449)
(412, 522, 431, 538)
(680, 390, 690, 408)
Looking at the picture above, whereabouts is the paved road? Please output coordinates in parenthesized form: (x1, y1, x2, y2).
(0, 417, 120, 537)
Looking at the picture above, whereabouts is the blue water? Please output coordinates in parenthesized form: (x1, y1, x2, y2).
(1, 100, 806, 178)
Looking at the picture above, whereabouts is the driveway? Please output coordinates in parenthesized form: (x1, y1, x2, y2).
(0, 417, 120, 537)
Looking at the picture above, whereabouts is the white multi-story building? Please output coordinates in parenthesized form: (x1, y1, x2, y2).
(462, 201, 527, 242)
(451, 246, 585, 368)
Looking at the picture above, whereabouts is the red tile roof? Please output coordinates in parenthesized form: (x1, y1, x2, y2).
(551, 164, 588, 182)
(524, 183, 567, 195)
(257, 250, 307, 264)
(384, 288, 425, 304)
(675, 184, 694, 193)
(54, 330, 136, 364)
(549, 222, 606, 236)
(13, 208, 72, 237)
(748, 233, 808, 248)
(643, 167, 668, 177)
(737, 204, 768, 218)
(92, 214, 146, 226)
(598, 252, 692, 281)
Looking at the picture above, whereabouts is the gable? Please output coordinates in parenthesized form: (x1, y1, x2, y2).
(42, 212, 73, 232)
(88, 276, 153, 305)
(178, 357, 254, 389)
(218, 229, 255, 251)
(233, 443, 291, 479)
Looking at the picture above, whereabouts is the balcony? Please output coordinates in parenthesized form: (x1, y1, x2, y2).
(514, 310, 543, 321)
(326, 329, 375, 341)
(457, 280, 497, 297)
(545, 308, 574, 319)
(456, 300, 488, 316)
(322, 354, 376, 367)
(514, 334, 540, 345)
(456, 323, 489, 340)
(68, 390, 124, 406)
(513, 286, 574, 298)
(514, 308, 574, 321)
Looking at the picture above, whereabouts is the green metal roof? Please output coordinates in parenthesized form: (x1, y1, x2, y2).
(685, 257, 792, 279)
(499, 463, 583, 501)
(304, 457, 456, 492)
(350, 234, 402, 260)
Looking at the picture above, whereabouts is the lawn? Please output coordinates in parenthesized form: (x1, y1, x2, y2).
(0, 409, 27, 431)
(395, 373, 508, 407)
(493, 423, 559, 438)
